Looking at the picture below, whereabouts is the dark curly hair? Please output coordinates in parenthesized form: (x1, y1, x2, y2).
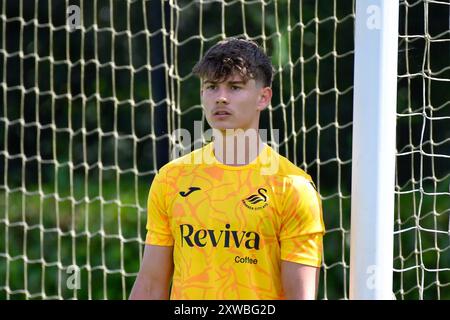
(192, 37, 274, 87)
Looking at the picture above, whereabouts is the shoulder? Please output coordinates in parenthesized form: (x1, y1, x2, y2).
(156, 143, 211, 177)
(261, 147, 319, 205)
(267, 146, 313, 184)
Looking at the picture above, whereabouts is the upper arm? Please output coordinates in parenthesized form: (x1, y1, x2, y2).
(280, 177, 325, 267)
(146, 170, 175, 246)
(279, 176, 324, 299)
(130, 168, 174, 300)
(281, 260, 320, 300)
(129, 244, 174, 300)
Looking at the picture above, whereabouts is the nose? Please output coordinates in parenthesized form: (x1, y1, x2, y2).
(216, 96, 229, 105)
(215, 88, 229, 105)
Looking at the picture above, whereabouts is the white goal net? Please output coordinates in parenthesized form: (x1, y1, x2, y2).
(0, 0, 448, 300)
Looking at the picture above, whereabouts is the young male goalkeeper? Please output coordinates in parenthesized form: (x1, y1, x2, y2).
(129, 38, 325, 300)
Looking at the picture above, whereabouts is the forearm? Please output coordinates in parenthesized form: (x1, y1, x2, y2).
(283, 283, 317, 300)
(129, 277, 170, 300)
(281, 261, 320, 300)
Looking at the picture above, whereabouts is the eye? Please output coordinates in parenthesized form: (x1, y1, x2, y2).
(231, 85, 241, 90)
(205, 84, 216, 90)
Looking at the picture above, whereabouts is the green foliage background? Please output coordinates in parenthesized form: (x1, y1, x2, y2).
(0, 0, 449, 299)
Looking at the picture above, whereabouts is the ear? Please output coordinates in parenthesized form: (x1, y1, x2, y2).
(257, 86, 272, 111)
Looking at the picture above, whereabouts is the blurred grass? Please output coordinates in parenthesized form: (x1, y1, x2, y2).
(0, 175, 449, 300)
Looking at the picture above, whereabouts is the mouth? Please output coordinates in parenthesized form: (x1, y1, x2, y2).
(213, 110, 232, 116)
(212, 110, 232, 118)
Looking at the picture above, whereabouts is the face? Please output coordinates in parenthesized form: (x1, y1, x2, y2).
(201, 73, 272, 132)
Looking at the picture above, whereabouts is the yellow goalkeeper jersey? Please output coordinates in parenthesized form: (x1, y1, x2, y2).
(145, 142, 325, 299)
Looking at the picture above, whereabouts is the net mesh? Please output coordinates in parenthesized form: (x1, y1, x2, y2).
(0, 0, 448, 300)
(394, 0, 450, 300)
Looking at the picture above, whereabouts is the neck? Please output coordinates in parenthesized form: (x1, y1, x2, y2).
(212, 128, 265, 166)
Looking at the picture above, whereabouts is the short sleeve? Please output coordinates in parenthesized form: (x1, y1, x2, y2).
(145, 169, 174, 246)
(279, 175, 325, 267)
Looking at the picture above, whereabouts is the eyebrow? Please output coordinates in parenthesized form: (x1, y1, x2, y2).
(203, 80, 246, 85)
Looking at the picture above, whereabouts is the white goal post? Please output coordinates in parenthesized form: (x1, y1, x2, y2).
(350, 0, 399, 300)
